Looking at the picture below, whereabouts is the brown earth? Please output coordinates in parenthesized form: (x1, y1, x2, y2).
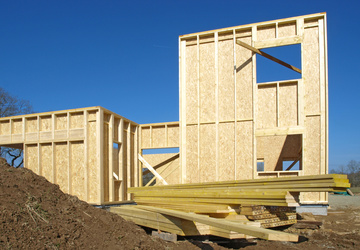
(0, 158, 224, 250)
(1, 157, 359, 249)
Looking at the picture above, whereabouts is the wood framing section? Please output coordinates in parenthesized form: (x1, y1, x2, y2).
(0, 107, 139, 205)
(179, 13, 328, 203)
(139, 122, 180, 185)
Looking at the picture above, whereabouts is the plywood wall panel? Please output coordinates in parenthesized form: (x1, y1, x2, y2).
(55, 114, 68, 130)
(55, 142, 69, 193)
(303, 26, 320, 114)
(141, 127, 151, 149)
(199, 124, 216, 182)
(199, 41, 216, 123)
(278, 22, 296, 37)
(257, 135, 301, 171)
(103, 123, 109, 202)
(70, 112, 84, 129)
(41, 143, 53, 182)
(114, 118, 120, 142)
(186, 125, 198, 183)
(218, 123, 235, 181)
(70, 141, 85, 201)
(257, 85, 277, 129)
(167, 125, 179, 148)
(304, 116, 321, 175)
(0, 120, 10, 135)
(236, 121, 253, 180)
(218, 38, 235, 121)
(236, 36, 253, 120)
(185, 45, 198, 124)
(40, 116, 52, 131)
(257, 25, 276, 41)
(12, 119, 23, 134)
(25, 144, 38, 173)
(26, 117, 38, 133)
(152, 126, 166, 148)
(279, 83, 298, 127)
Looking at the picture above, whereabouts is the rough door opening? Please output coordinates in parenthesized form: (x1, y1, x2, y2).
(256, 44, 301, 83)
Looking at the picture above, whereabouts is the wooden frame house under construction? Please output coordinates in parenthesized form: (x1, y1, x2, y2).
(0, 12, 328, 206)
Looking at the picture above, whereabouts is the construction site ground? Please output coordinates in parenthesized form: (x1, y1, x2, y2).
(1, 158, 359, 249)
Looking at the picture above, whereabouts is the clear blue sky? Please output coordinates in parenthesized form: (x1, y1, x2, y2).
(0, 0, 359, 171)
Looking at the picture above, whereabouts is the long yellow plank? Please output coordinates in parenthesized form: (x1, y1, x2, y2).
(129, 174, 348, 192)
(136, 205, 299, 242)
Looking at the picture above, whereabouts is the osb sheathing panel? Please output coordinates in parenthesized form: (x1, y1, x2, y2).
(55, 142, 69, 193)
(87, 120, 98, 203)
(25, 144, 38, 173)
(143, 153, 180, 184)
(186, 125, 198, 183)
(152, 126, 166, 148)
(114, 118, 120, 142)
(278, 22, 296, 37)
(55, 114, 67, 130)
(41, 143, 53, 182)
(122, 127, 128, 199)
(236, 121, 253, 180)
(257, 135, 301, 171)
(257, 85, 277, 129)
(0, 120, 10, 135)
(199, 124, 216, 182)
(185, 44, 198, 124)
(199, 41, 216, 123)
(304, 116, 321, 175)
(40, 116, 52, 131)
(218, 123, 235, 181)
(167, 125, 179, 148)
(140, 127, 151, 148)
(257, 25, 276, 41)
(236, 36, 253, 120)
(279, 83, 298, 127)
(70, 141, 85, 201)
(26, 117, 38, 133)
(303, 26, 320, 115)
(70, 112, 84, 129)
(218, 38, 235, 121)
(103, 123, 109, 202)
(12, 119, 23, 134)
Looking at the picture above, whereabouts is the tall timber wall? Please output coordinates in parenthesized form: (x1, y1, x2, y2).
(179, 13, 328, 203)
(0, 107, 139, 205)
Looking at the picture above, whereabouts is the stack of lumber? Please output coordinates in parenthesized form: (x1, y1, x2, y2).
(239, 205, 297, 228)
(111, 174, 348, 241)
(110, 205, 299, 242)
(128, 174, 349, 212)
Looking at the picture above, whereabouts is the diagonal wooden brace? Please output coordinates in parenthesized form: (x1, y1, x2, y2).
(236, 39, 301, 74)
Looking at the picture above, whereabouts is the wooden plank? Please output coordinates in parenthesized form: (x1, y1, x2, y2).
(138, 154, 168, 185)
(136, 206, 299, 241)
(236, 39, 301, 74)
(142, 153, 180, 175)
(254, 36, 302, 49)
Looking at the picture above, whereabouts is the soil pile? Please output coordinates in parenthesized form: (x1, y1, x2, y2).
(0, 158, 206, 249)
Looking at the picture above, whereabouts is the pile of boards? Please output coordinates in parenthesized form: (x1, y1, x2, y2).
(110, 174, 349, 242)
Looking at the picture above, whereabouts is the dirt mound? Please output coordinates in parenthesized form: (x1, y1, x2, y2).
(0, 158, 206, 249)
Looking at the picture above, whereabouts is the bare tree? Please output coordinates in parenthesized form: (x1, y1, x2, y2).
(0, 87, 33, 167)
(331, 160, 360, 187)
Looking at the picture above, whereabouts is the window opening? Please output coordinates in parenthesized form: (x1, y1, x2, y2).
(256, 44, 301, 83)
